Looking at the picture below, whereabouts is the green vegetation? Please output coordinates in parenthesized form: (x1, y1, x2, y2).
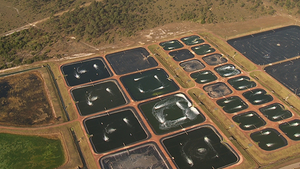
(0, 0, 285, 70)
(45, 0, 275, 44)
(0, 133, 64, 169)
(269, 0, 300, 13)
(148, 44, 195, 88)
(0, 0, 92, 33)
(0, 28, 57, 69)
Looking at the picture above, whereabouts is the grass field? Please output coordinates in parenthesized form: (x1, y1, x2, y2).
(0, 133, 64, 169)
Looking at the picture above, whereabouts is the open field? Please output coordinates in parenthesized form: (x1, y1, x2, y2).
(0, 70, 55, 126)
(0, 133, 64, 169)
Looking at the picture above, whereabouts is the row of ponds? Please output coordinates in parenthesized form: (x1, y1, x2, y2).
(60, 34, 300, 168)
(161, 36, 299, 152)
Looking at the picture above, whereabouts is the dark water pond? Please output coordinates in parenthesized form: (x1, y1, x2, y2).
(228, 76, 256, 90)
(105, 47, 158, 75)
(265, 58, 300, 97)
(190, 70, 217, 84)
(279, 119, 300, 141)
(84, 108, 148, 153)
(61, 57, 111, 86)
(169, 49, 194, 61)
(139, 93, 205, 135)
(259, 103, 292, 122)
(227, 26, 300, 65)
(71, 80, 128, 116)
(160, 40, 184, 50)
(162, 126, 239, 169)
(120, 69, 179, 101)
(232, 111, 266, 130)
(250, 128, 287, 151)
(191, 44, 215, 55)
(217, 96, 248, 113)
(242, 89, 273, 105)
(100, 143, 170, 169)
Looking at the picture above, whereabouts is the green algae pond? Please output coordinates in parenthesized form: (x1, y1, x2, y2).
(279, 119, 300, 141)
(243, 89, 273, 105)
(191, 44, 215, 55)
(232, 111, 266, 130)
(228, 76, 256, 90)
(159, 40, 184, 51)
(250, 128, 287, 151)
(217, 96, 248, 113)
(180, 35, 204, 46)
(259, 103, 292, 122)
(190, 70, 217, 84)
(120, 69, 179, 101)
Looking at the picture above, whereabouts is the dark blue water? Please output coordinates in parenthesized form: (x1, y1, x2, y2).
(162, 126, 239, 169)
(84, 108, 148, 153)
(61, 58, 111, 86)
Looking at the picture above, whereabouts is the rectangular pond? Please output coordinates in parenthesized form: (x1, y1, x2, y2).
(180, 59, 205, 72)
(259, 103, 292, 122)
(190, 70, 217, 84)
(61, 57, 112, 86)
(169, 49, 195, 62)
(162, 125, 239, 169)
(227, 25, 300, 65)
(105, 47, 158, 75)
(203, 82, 232, 98)
(71, 80, 128, 116)
(232, 111, 266, 130)
(279, 119, 300, 141)
(265, 58, 300, 97)
(159, 40, 184, 51)
(202, 54, 227, 66)
(100, 142, 171, 169)
(242, 89, 273, 105)
(228, 76, 256, 90)
(83, 107, 149, 153)
(138, 93, 205, 135)
(214, 64, 241, 78)
(191, 44, 215, 55)
(217, 96, 248, 114)
(120, 68, 179, 101)
(180, 35, 204, 46)
(250, 128, 287, 151)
